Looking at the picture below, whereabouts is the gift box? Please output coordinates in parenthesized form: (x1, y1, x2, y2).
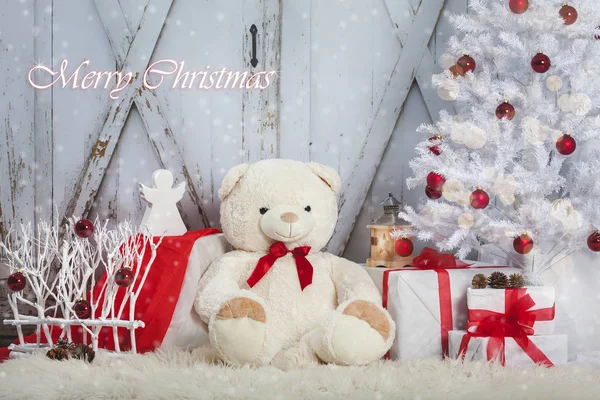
(467, 287, 555, 336)
(448, 330, 568, 367)
(365, 248, 521, 360)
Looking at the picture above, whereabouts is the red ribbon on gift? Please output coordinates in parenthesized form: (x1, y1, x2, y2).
(458, 288, 554, 367)
(382, 248, 501, 358)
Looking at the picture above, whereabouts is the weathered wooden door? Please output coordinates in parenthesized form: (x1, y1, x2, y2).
(0, 0, 467, 262)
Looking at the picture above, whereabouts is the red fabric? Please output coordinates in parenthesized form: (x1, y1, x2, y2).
(381, 247, 507, 359)
(458, 288, 554, 367)
(0, 229, 220, 362)
(247, 242, 313, 291)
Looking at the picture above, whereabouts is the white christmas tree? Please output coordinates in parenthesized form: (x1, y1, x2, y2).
(396, 0, 600, 283)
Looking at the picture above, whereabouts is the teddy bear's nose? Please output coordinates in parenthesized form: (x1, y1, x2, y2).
(280, 212, 299, 223)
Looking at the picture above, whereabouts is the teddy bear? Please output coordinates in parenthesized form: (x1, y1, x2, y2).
(195, 159, 395, 366)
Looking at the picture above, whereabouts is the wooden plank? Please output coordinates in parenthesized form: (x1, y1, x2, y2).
(279, 0, 311, 161)
(241, 0, 282, 161)
(384, 0, 448, 121)
(33, 0, 54, 225)
(92, 0, 210, 228)
(327, 0, 447, 255)
(62, 0, 176, 223)
(0, 0, 36, 240)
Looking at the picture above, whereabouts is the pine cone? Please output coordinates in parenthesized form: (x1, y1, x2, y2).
(509, 273, 526, 288)
(56, 338, 73, 350)
(471, 273, 488, 289)
(488, 271, 509, 289)
(70, 343, 95, 363)
(46, 347, 71, 361)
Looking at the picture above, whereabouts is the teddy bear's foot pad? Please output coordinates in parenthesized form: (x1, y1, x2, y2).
(212, 317, 266, 365)
(330, 314, 387, 365)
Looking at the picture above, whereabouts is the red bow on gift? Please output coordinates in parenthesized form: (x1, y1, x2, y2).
(247, 242, 313, 290)
(459, 288, 555, 367)
(413, 247, 471, 269)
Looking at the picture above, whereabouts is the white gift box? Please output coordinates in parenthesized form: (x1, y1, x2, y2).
(466, 287, 555, 335)
(366, 264, 520, 360)
(448, 330, 568, 367)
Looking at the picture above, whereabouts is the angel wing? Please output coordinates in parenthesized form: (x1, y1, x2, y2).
(139, 183, 158, 204)
(170, 181, 186, 202)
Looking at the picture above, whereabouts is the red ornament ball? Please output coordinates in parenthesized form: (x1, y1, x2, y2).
(513, 234, 534, 255)
(588, 231, 600, 252)
(115, 267, 134, 288)
(559, 4, 578, 25)
(428, 135, 442, 156)
(427, 172, 446, 190)
(596, 26, 600, 40)
(531, 52, 551, 73)
(395, 238, 414, 257)
(509, 0, 529, 14)
(7, 272, 26, 292)
(74, 299, 91, 319)
(425, 186, 442, 200)
(470, 188, 490, 209)
(496, 100, 515, 120)
(74, 219, 94, 238)
(457, 54, 476, 74)
(556, 134, 576, 155)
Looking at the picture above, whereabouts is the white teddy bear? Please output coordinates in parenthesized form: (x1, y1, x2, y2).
(195, 159, 395, 367)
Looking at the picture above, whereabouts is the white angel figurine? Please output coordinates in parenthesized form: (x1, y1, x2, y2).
(139, 169, 187, 236)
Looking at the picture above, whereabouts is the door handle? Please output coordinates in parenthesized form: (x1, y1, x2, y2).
(250, 24, 258, 68)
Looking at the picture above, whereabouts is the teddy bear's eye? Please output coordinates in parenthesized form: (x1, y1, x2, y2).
(259, 207, 269, 215)
(304, 206, 311, 212)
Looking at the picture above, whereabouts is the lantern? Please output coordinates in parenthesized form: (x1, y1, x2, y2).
(366, 193, 414, 268)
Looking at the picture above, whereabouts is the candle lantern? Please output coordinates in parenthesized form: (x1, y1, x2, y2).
(367, 193, 414, 268)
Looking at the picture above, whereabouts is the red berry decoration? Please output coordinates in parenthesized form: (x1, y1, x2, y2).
(74, 299, 92, 319)
(7, 271, 26, 292)
(514, 234, 534, 255)
(395, 238, 414, 257)
(509, 0, 529, 14)
(496, 100, 516, 120)
(425, 186, 442, 199)
(457, 54, 476, 74)
(74, 219, 94, 238)
(531, 52, 551, 73)
(588, 231, 600, 252)
(470, 187, 490, 209)
(559, 4, 578, 25)
(427, 172, 446, 189)
(115, 267, 134, 288)
(556, 133, 576, 155)
(428, 135, 442, 156)
(596, 27, 600, 40)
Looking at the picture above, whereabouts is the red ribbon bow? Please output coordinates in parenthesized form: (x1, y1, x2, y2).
(459, 288, 554, 367)
(413, 247, 471, 269)
(247, 242, 313, 290)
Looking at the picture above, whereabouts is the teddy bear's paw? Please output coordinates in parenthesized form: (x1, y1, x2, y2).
(211, 297, 267, 366)
(342, 300, 390, 341)
(328, 300, 390, 365)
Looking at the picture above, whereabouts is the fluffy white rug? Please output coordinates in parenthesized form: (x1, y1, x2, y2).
(1, 347, 600, 400)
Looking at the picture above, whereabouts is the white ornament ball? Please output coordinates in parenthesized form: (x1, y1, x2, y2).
(458, 213, 475, 229)
(558, 94, 572, 112)
(437, 80, 460, 101)
(546, 75, 563, 92)
(451, 123, 487, 149)
(493, 174, 517, 206)
(456, 190, 471, 206)
(521, 116, 547, 145)
(439, 53, 456, 69)
(442, 179, 465, 202)
(570, 93, 592, 116)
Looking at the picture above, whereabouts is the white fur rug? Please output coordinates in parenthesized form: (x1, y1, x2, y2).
(1, 348, 600, 400)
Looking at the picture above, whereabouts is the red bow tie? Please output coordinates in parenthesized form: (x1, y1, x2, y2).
(247, 242, 313, 291)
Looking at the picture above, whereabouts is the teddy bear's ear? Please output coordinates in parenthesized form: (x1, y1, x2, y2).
(307, 162, 341, 194)
(218, 163, 250, 201)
